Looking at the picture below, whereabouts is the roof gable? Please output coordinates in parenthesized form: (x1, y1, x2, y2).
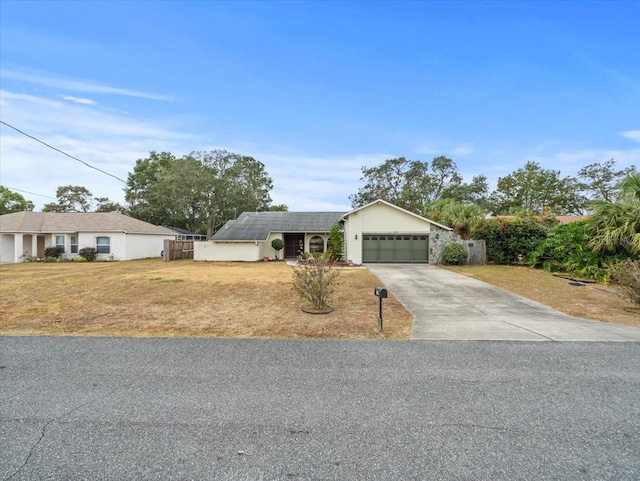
(342, 199, 452, 230)
(212, 211, 345, 241)
(0, 211, 175, 235)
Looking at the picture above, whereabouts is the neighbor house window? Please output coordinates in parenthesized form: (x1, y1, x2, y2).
(70, 236, 78, 254)
(96, 236, 110, 254)
(55, 235, 65, 252)
(309, 236, 325, 254)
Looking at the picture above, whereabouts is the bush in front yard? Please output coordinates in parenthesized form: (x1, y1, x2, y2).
(614, 259, 640, 306)
(471, 217, 550, 264)
(441, 243, 468, 265)
(78, 247, 97, 262)
(292, 253, 339, 311)
(44, 246, 64, 258)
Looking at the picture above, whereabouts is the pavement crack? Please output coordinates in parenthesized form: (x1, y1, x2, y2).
(4, 389, 115, 480)
(499, 319, 556, 341)
(5, 419, 49, 480)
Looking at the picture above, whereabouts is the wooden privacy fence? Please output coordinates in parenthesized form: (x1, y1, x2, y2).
(462, 239, 486, 265)
(163, 240, 194, 261)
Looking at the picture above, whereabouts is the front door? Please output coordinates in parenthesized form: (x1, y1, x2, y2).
(37, 236, 46, 257)
(284, 234, 305, 258)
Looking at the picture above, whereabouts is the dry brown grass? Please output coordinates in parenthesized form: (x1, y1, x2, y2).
(443, 265, 640, 328)
(0, 259, 412, 340)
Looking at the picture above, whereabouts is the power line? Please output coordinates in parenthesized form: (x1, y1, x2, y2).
(0, 120, 127, 183)
(2, 186, 56, 199)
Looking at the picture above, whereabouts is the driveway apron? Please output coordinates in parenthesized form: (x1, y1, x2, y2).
(366, 264, 640, 341)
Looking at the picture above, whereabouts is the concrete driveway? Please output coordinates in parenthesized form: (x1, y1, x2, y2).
(367, 264, 640, 341)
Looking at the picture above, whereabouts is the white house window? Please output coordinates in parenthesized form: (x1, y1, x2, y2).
(55, 235, 65, 252)
(96, 236, 110, 254)
(70, 236, 78, 254)
(309, 236, 325, 254)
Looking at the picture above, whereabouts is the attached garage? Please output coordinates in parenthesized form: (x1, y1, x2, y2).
(343, 200, 451, 265)
(362, 234, 429, 263)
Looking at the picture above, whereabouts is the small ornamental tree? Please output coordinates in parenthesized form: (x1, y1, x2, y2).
(271, 238, 285, 260)
(326, 223, 344, 261)
(292, 253, 339, 311)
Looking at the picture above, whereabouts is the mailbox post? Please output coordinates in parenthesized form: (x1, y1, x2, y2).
(374, 287, 388, 331)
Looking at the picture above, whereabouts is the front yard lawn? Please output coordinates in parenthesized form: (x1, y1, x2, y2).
(444, 264, 640, 328)
(0, 259, 413, 339)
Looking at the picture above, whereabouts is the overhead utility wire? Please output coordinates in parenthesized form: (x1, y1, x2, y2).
(3, 186, 56, 199)
(0, 120, 126, 183)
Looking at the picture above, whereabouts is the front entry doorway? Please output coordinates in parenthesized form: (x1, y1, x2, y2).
(37, 236, 46, 257)
(284, 234, 304, 258)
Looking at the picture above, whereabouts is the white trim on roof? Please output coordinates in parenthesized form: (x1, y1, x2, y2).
(341, 199, 452, 231)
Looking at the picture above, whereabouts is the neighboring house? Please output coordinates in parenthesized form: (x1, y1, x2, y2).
(162, 226, 208, 241)
(195, 199, 454, 264)
(0, 211, 176, 263)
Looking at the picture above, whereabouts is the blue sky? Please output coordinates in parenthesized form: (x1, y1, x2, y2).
(1, 0, 638, 212)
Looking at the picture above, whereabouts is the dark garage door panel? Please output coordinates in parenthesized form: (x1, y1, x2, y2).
(362, 234, 429, 263)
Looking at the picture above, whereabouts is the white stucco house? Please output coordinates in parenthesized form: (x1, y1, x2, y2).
(0, 211, 176, 263)
(195, 199, 455, 264)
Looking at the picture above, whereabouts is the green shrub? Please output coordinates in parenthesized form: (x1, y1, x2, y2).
(74, 256, 88, 262)
(531, 221, 628, 282)
(78, 247, 97, 262)
(326, 223, 344, 261)
(292, 253, 339, 310)
(471, 217, 550, 264)
(441, 243, 468, 265)
(613, 259, 640, 306)
(44, 246, 64, 258)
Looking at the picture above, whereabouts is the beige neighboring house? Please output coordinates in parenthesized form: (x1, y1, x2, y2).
(196, 199, 454, 264)
(0, 211, 176, 263)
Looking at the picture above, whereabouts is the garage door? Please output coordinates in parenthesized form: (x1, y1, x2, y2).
(362, 234, 429, 263)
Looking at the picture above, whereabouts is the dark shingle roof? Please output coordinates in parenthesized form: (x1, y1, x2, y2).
(0, 211, 175, 235)
(212, 211, 345, 241)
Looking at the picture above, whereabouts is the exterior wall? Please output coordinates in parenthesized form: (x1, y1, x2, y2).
(1, 232, 173, 262)
(429, 228, 460, 264)
(260, 233, 284, 260)
(0, 234, 16, 263)
(125, 234, 172, 260)
(195, 241, 260, 262)
(344, 202, 433, 264)
(75, 232, 127, 260)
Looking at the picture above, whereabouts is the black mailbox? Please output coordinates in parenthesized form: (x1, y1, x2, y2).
(374, 287, 388, 298)
(374, 287, 387, 331)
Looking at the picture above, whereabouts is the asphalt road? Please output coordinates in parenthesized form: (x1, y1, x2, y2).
(1, 337, 639, 480)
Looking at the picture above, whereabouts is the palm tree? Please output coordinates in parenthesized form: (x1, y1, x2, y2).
(586, 173, 640, 255)
(425, 200, 485, 240)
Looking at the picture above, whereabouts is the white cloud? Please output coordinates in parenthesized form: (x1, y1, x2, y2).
(620, 130, 640, 143)
(0, 87, 381, 213)
(59, 95, 97, 105)
(0, 89, 195, 210)
(1, 68, 173, 101)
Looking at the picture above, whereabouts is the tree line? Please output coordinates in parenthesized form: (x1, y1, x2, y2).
(350, 156, 636, 216)
(1, 152, 636, 239)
